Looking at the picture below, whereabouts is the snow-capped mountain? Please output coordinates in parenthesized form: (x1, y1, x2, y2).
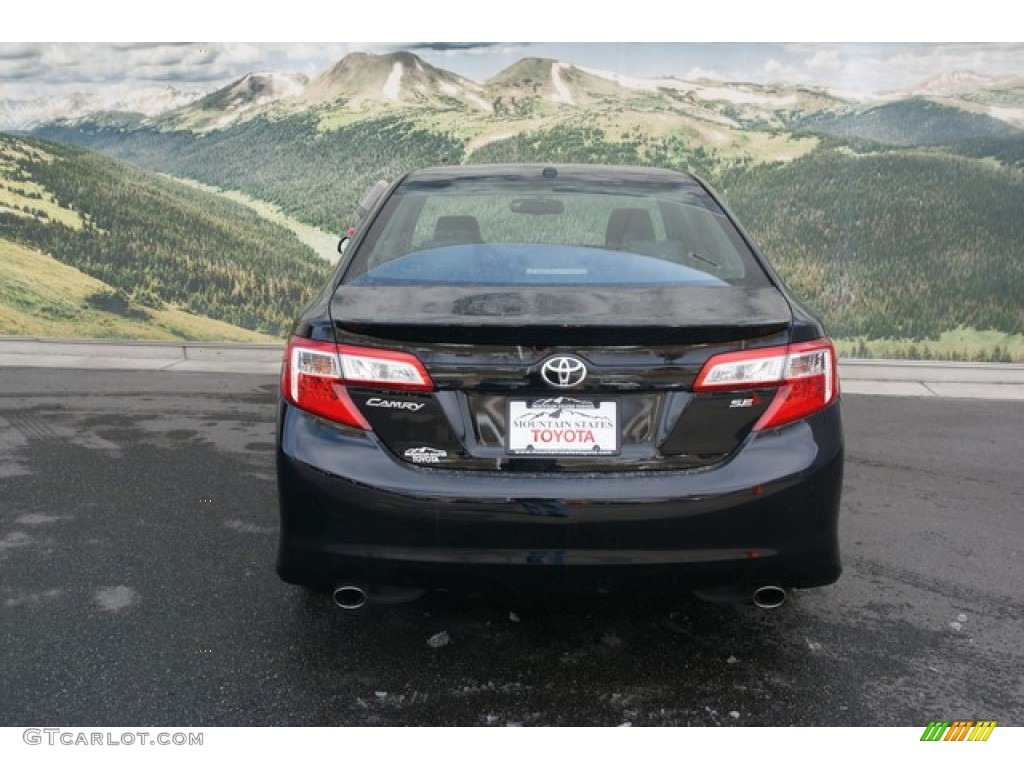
(111, 85, 208, 116)
(883, 71, 1024, 127)
(0, 91, 104, 130)
(476, 57, 848, 129)
(0, 86, 207, 130)
(7, 52, 1024, 136)
(907, 71, 1017, 97)
(153, 72, 309, 131)
(300, 51, 489, 111)
(484, 58, 631, 108)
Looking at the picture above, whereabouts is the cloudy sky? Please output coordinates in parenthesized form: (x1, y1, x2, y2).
(2, 41, 1023, 105)
(3, 0, 1021, 105)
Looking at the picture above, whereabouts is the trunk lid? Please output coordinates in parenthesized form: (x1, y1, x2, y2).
(330, 285, 793, 471)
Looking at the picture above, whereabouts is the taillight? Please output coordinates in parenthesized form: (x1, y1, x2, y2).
(281, 337, 433, 429)
(694, 339, 838, 431)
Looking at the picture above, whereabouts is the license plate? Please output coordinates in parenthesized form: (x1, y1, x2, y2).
(507, 397, 619, 455)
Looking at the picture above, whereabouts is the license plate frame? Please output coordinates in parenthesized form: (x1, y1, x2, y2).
(506, 397, 620, 456)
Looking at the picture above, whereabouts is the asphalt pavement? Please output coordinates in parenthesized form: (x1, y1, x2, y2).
(0, 366, 1021, 726)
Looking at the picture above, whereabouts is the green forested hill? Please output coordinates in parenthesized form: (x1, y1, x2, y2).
(718, 149, 1024, 339)
(36, 114, 748, 234)
(947, 135, 1024, 170)
(465, 125, 1024, 341)
(37, 116, 465, 236)
(798, 99, 1022, 146)
(0, 134, 331, 336)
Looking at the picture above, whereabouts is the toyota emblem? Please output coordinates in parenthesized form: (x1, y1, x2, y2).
(540, 356, 588, 388)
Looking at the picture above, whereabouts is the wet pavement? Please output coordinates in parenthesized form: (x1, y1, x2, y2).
(1, 368, 1021, 726)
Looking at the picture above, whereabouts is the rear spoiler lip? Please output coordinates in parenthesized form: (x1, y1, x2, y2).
(329, 321, 792, 347)
(329, 285, 793, 347)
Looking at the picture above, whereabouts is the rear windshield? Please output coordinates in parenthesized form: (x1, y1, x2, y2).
(342, 174, 769, 288)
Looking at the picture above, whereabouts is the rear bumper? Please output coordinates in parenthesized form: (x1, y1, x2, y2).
(276, 400, 843, 598)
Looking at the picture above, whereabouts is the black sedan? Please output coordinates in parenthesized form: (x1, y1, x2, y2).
(276, 164, 843, 609)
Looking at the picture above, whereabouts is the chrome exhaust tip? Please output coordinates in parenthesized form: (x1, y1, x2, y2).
(752, 585, 787, 609)
(331, 584, 425, 609)
(332, 585, 368, 610)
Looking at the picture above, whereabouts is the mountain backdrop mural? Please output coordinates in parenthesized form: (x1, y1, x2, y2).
(2, 44, 1023, 359)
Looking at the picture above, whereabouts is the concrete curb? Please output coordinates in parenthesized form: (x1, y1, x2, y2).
(838, 358, 1024, 400)
(0, 337, 283, 375)
(1, 337, 1022, 400)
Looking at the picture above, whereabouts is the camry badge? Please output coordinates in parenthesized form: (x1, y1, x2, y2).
(540, 356, 588, 388)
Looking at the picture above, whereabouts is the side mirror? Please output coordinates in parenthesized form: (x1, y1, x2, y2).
(338, 227, 356, 255)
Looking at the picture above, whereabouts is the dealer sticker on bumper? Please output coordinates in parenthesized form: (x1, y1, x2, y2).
(507, 397, 619, 455)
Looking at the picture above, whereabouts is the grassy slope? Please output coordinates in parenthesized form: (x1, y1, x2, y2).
(0, 133, 332, 337)
(0, 239, 275, 341)
(0, 140, 85, 229)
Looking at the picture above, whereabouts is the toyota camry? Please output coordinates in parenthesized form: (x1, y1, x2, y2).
(276, 164, 843, 609)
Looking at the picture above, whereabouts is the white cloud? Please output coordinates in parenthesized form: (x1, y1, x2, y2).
(806, 48, 841, 71)
(0, 43, 40, 60)
(784, 42, 1024, 92)
(684, 66, 725, 82)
